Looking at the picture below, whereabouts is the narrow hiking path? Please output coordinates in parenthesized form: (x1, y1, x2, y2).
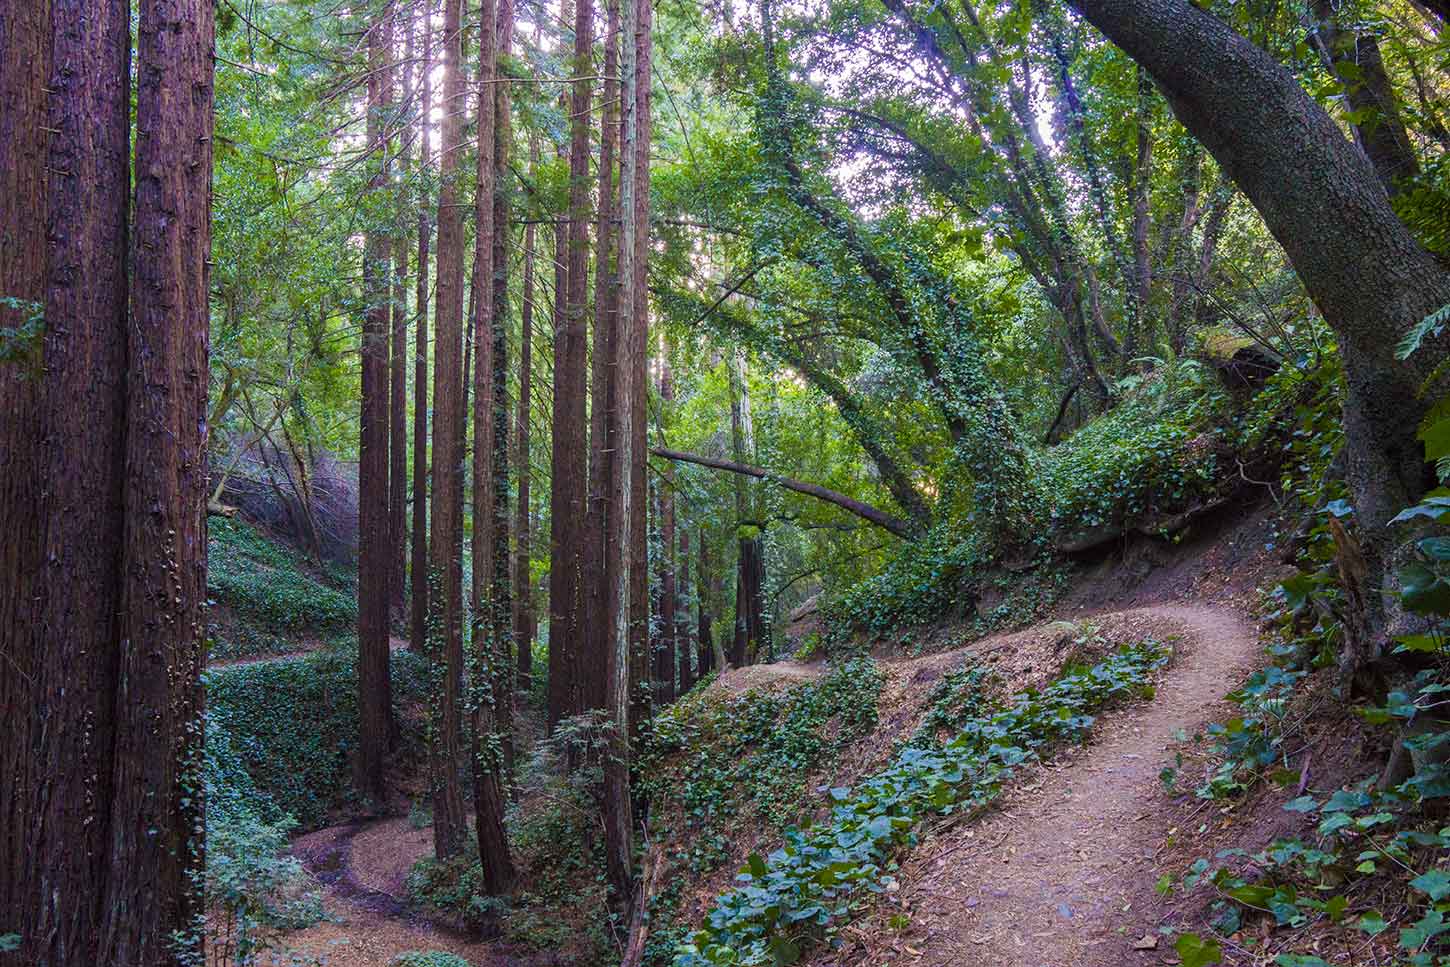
(282, 818, 532, 967)
(264, 601, 1260, 966)
(818, 602, 1261, 967)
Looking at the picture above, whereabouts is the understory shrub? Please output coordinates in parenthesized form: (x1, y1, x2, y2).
(208, 516, 355, 635)
(675, 639, 1170, 966)
(1042, 373, 1222, 536)
(389, 952, 471, 967)
(641, 657, 886, 877)
(206, 644, 430, 827)
(204, 716, 324, 966)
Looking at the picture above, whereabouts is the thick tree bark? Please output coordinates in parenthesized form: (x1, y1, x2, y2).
(0, 0, 132, 958)
(468, 0, 514, 893)
(0, 0, 49, 931)
(357, 0, 395, 807)
(587, 0, 623, 727)
(411, 2, 433, 656)
(429, 0, 470, 860)
(548, 0, 595, 726)
(1067, 0, 1450, 677)
(491, 0, 518, 778)
(604, 0, 653, 912)
(108, 0, 214, 958)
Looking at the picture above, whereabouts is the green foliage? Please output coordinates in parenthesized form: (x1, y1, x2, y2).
(1397, 303, 1450, 364)
(204, 716, 325, 966)
(641, 658, 885, 879)
(208, 517, 355, 660)
(1042, 372, 1223, 535)
(389, 953, 471, 967)
(0, 296, 44, 374)
(1194, 664, 1309, 800)
(206, 645, 430, 827)
(824, 527, 989, 638)
(820, 522, 1066, 645)
(675, 639, 1169, 966)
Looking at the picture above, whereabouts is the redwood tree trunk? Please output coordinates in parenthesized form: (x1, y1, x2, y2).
(0, 0, 50, 932)
(549, 0, 596, 725)
(410, 2, 433, 656)
(491, 0, 518, 777)
(604, 0, 653, 913)
(429, 0, 470, 859)
(469, 0, 514, 891)
(513, 133, 538, 692)
(108, 0, 214, 958)
(390, 11, 411, 619)
(586, 0, 623, 727)
(1, 0, 131, 958)
(357, 0, 395, 807)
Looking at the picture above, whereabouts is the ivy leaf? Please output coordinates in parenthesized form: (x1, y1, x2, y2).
(1358, 910, 1389, 936)
(1410, 868, 1450, 901)
(1175, 932, 1223, 967)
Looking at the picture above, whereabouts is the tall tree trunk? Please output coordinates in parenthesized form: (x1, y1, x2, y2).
(0, 0, 50, 932)
(605, 0, 653, 914)
(411, 0, 433, 656)
(549, 0, 596, 725)
(697, 533, 716, 679)
(657, 348, 677, 702)
(587, 0, 623, 729)
(469, 0, 514, 893)
(491, 0, 518, 777)
(390, 13, 412, 621)
(1, 0, 132, 957)
(429, 0, 470, 860)
(358, 0, 395, 807)
(678, 526, 694, 693)
(514, 131, 539, 693)
(728, 350, 765, 666)
(1068, 0, 1450, 680)
(109, 0, 215, 957)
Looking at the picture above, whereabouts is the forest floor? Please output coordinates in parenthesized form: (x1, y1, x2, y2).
(273, 608, 1262, 967)
(269, 507, 1290, 966)
(280, 818, 540, 967)
(808, 602, 1263, 967)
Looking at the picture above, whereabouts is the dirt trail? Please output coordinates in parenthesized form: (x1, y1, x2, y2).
(832, 602, 1261, 967)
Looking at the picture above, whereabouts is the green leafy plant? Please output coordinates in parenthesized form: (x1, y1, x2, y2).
(206, 645, 430, 826)
(675, 639, 1169, 966)
(389, 952, 471, 967)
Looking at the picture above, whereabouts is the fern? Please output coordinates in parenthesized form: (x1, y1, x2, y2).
(1396, 302, 1450, 361)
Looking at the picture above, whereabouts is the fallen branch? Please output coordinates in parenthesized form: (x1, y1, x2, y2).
(650, 447, 913, 538)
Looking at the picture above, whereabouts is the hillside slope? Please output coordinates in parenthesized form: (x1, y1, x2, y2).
(812, 604, 1260, 966)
